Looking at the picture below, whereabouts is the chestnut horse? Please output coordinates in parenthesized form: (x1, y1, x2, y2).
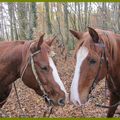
(0, 34, 67, 108)
(70, 27, 120, 117)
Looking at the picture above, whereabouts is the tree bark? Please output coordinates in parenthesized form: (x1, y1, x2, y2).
(8, 2, 14, 40)
(13, 4, 18, 40)
(84, 2, 88, 31)
(17, 3, 27, 40)
(117, 3, 120, 32)
(44, 2, 52, 35)
(102, 2, 108, 29)
(28, 2, 37, 40)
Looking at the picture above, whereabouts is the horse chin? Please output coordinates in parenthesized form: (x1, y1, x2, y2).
(80, 98, 88, 105)
(80, 93, 89, 106)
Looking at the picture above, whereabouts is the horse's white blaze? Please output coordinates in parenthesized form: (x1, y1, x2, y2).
(70, 46, 89, 106)
(49, 57, 67, 98)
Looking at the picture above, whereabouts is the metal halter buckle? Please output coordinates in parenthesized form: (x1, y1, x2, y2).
(43, 95, 52, 106)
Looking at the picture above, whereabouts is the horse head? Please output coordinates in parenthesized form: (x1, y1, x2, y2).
(70, 27, 111, 106)
(21, 34, 67, 106)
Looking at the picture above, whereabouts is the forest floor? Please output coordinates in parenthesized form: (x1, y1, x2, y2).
(1, 41, 120, 118)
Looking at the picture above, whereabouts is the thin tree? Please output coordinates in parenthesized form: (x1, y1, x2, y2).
(28, 2, 37, 40)
(63, 3, 70, 51)
(102, 2, 108, 29)
(44, 2, 52, 35)
(84, 2, 88, 31)
(8, 2, 14, 40)
(13, 3, 18, 40)
(17, 3, 27, 40)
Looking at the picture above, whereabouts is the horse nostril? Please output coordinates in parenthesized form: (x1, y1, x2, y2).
(58, 98, 65, 106)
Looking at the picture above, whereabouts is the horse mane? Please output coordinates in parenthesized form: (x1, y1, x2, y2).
(98, 30, 118, 63)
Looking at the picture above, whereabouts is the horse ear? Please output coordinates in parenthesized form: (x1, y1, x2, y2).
(69, 29, 83, 40)
(46, 36, 56, 46)
(37, 33, 45, 49)
(88, 27, 99, 43)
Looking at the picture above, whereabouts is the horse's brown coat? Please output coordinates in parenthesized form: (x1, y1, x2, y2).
(70, 28, 120, 117)
(0, 36, 65, 108)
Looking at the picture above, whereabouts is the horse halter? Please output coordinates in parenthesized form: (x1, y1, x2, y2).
(20, 49, 52, 106)
(90, 40, 109, 93)
(90, 32, 117, 93)
(89, 33, 120, 108)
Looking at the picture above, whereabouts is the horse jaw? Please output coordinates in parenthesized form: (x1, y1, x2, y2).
(70, 46, 89, 106)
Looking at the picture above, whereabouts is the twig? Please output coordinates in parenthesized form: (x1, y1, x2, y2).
(0, 108, 9, 117)
(13, 82, 28, 117)
(43, 105, 53, 117)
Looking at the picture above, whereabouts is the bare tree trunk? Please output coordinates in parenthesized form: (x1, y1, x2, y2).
(78, 3, 83, 31)
(117, 3, 120, 32)
(87, 2, 92, 26)
(0, 3, 4, 40)
(56, 3, 64, 44)
(8, 2, 14, 40)
(3, 18, 9, 40)
(63, 3, 69, 45)
(63, 3, 74, 52)
(28, 2, 37, 40)
(102, 2, 108, 29)
(44, 2, 52, 35)
(17, 3, 27, 40)
(13, 4, 18, 40)
(84, 2, 88, 31)
(73, 3, 77, 30)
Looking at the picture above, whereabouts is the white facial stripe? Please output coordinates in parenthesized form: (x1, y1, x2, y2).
(70, 46, 89, 106)
(48, 57, 67, 97)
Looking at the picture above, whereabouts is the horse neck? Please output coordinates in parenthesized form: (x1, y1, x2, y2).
(4, 41, 32, 85)
(114, 34, 120, 65)
(20, 41, 32, 76)
(0, 42, 25, 86)
(106, 33, 120, 77)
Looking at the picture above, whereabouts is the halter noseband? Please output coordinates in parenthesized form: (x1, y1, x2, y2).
(21, 49, 52, 106)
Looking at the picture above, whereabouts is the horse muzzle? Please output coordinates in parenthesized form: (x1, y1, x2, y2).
(44, 95, 65, 106)
(58, 98, 65, 106)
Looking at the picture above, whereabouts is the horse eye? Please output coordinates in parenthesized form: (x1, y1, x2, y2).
(41, 66, 48, 71)
(89, 59, 96, 64)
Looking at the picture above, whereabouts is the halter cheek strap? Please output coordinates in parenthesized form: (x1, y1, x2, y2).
(21, 50, 52, 106)
(90, 41, 109, 92)
(93, 33, 120, 108)
(30, 51, 53, 105)
(90, 52, 103, 91)
(30, 50, 46, 95)
(90, 31, 115, 91)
